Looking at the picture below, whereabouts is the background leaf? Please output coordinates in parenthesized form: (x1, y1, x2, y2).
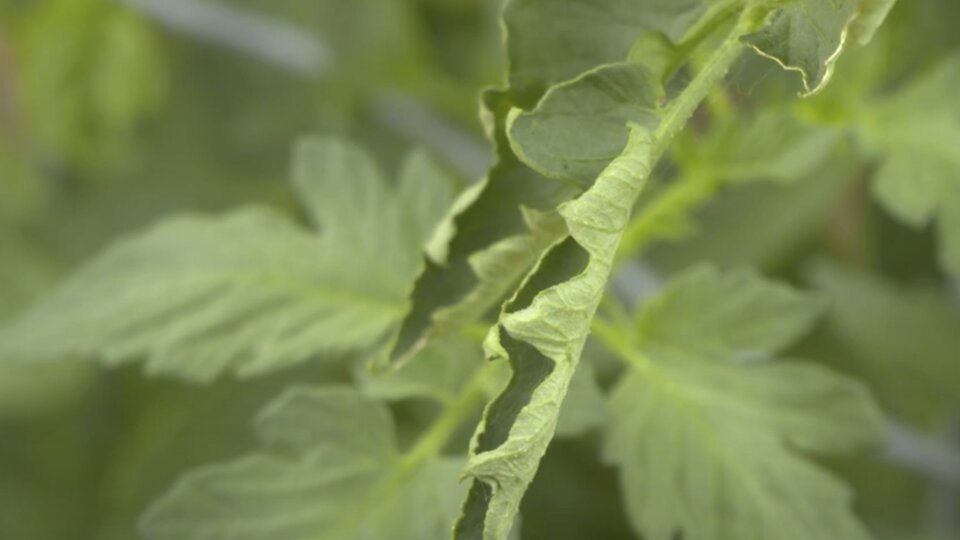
(600, 267, 884, 540)
(0, 139, 454, 381)
(141, 386, 466, 540)
(634, 265, 826, 363)
(503, 0, 704, 89)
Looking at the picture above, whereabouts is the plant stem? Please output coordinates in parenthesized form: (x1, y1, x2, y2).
(616, 173, 718, 263)
(398, 362, 494, 472)
(652, 8, 765, 161)
(665, 0, 742, 79)
(615, 7, 770, 263)
(331, 362, 494, 539)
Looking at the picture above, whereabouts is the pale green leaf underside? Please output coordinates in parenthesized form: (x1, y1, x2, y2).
(141, 386, 465, 540)
(604, 268, 883, 540)
(455, 127, 655, 540)
(743, 0, 861, 96)
(0, 138, 453, 381)
(508, 62, 661, 188)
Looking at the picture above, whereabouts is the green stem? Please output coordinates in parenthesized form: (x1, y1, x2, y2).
(331, 362, 494, 539)
(652, 8, 765, 160)
(616, 172, 719, 263)
(665, 0, 742, 78)
(590, 316, 650, 372)
(398, 363, 493, 471)
(616, 6, 771, 262)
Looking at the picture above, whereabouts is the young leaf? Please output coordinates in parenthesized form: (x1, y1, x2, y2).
(598, 267, 884, 540)
(742, 0, 862, 96)
(0, 138, 454, 381)
(140, 386, 466, 540)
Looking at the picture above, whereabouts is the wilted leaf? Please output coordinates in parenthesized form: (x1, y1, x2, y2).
(455, 127, 656, 540)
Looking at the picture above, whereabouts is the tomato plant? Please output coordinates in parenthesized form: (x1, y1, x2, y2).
(1, 0, 959, 539)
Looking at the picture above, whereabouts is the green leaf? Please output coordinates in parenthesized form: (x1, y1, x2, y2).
(0, 138, 454, 381)
(358, 336, 483, 404)
(140, 386, 466, 540)
(645, 157, 860, 271)
(859, 57, 960, 276)
(503, 0, 705, 89)
(20, 0, 167, 170)
(554, 358, 607, 438)
(387, 89, 575, 365)
(674, 109, 839, 184)
(387, 0, 711, 364)
(604, 361, 882, 540)
(599, 267, 884, 540)
(507, 62, 662, 188)
(454, 12, 763, 535)
(848, 0, 899, 46)
(742, 0, 862, 96)
(810, 262, 960, 410)
(635, 265, 826, 363)
(454, 126, 656, 540)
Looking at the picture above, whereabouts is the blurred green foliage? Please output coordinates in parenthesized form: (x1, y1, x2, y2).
(0, 0, 958, 539)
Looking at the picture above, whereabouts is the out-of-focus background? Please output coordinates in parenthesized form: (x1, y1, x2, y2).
(0, 1, 958, 539)
(1, 2, 500, 538)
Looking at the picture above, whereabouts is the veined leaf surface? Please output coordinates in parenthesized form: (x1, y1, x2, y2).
(455, 127, 656, 540)
(0, 139, 454, 381)
(141, 386, 466, 540)
(599, 267, 884, 540)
